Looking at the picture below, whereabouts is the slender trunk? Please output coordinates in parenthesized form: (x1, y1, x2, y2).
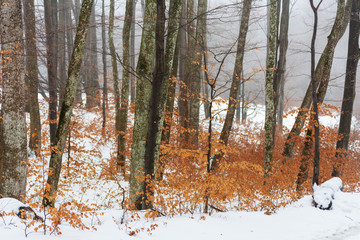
(264, 0, 278, 177)
(43, 0, 95, 207)
(309, 0, 321, 187)
(211, 0, 252, 170)
(283, 0, 352, 161)
(0, 0, 28, 200)
(85, 7, 100, 108)
(109, 0, 121, 169)
(44, 0, 59, 146)
(162, 32, 180, 145)
(129, 0, 156, 210)
(118, 0, 134, 169)
(333, 0, 360, 177)
(24, 0, 41, 155)
(178, 0, 188, 147)
(102, 0, 108, 130)
(130, 0, 137, 104)
(59, 0, 67, 106)
(275, 0, 290, 125)
(65, 0, 74, 61)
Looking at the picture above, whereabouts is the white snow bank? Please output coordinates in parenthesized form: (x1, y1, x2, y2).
(313, 177, 343, 210)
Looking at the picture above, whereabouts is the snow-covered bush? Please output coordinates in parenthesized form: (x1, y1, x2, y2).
(313, 177, 343, 210)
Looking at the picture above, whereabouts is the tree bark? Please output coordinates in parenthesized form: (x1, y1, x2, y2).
(275, 0, 290, 125)
(142, 0, 166, 210)
(178, 0, 188, 147)
(332, 0, 360, 177)
(118, 0, 134, 169)
(309, 0, 322, 187)
(43, 0, 95, 207)
(129, 0, 156, 210)
(187, 0, 207, 149)
(264, 0, 278, 177)
(130, 0, 137, 104)
(24, 0, 41, 155)
(85, 7, 100, 109)
(0, 0, 28, 200)
(108, 0, 121, 169)
(211, 0, 252, 170)
(102, 0, 108, 130)
(59, 0, 67, 106)
(283, 0, 352, 161)
(44, 0, 59, 146)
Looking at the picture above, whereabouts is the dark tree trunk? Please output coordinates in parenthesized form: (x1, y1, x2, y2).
(0, 0, 28, 200)
(44, 0, 59, 146)
(109, 0, 121, 169)
(85, 7, 100, 109)
(43, 0, 95, 207)
(118, 0, 134, 169)
(178, 0, 189, 148)
(130, 0, 137, 104)
(24, 0, 42, 155)
(142, 0, 166, 210)
(333, 0, 360, 177)
(309, 0, 322, 187)
(275, 0, 290, 126)
(59, 0, 67, 106)
(101, 0, 108, 130)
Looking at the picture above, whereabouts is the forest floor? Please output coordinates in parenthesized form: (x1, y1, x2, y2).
(1, 98, 360, 239)
(1, 192, 360, 239)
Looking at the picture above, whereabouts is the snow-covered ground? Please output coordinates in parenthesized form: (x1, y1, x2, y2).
(1, 97, 360, 239)
(1, 192, 360, 239)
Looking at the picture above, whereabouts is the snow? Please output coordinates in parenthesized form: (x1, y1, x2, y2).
(313, 177, 343, 210)
(2, 193, 360, 239)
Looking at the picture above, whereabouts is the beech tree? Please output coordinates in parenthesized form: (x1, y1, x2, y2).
(211, 0, 253, 170)
(43, 0, 95, 206)
(333, 0, 360, 177)
(0, 0, 27, 200)
(24, 0, 41, 154)
(264, 0, 278, 177)
(283, 0, 352, 161)
(129, 0, 156, 210)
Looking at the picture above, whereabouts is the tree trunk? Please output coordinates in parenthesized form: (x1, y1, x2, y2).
(275, 0, 290, 126)
(264, 0, 278, 177)
(65, 0, 74, 61)
(129, 0, 156, 210)
(178, 0, 188, 147)
(309, 0, 321, 187)
(24, 0, 41, 155)
(102, 0, 108, 130)
(283, 0, 352, 161)
(44, 0, 59, 146)
(59, 0, 67, 106)
(43, 0, 95, 207)
(130, 0, 137, 104)
(211, 0, 252, 170)
(109, 0, 121, 169)
(85, 7, 100, 109)
(332, 0, 359, 177)
(0, 0, 28, 200)
(187, 0, 207, 149)
(162, 31, 180, 145)
(118, 0, 134, 169)
(142, 0, 166, 210)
